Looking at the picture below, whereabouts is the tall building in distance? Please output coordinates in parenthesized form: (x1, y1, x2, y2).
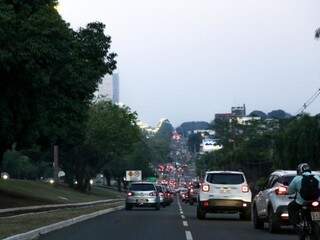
(96, 73, 120, 104)
(231, 104, 246, 117)
(112, 73, 119, 104)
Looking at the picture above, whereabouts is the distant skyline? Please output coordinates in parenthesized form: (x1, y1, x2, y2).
(59, 0, 320, 126)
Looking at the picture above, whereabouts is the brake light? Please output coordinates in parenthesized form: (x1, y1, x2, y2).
(127, 192, 134, 196)
(203, 201, 209, 207)
(312, 201, 319, 207)
(242, 185, 249, 193)
(202, 184, 210, 192)
(159, 192, 164, 197)
(275, 186, 288, 195)
(149, 191, 157, 196)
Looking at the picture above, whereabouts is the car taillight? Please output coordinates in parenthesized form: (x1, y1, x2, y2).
(149, 191, 157, 196)
(190, 189, 194, 193)
(159, 192, 164, 196)
(127, 192, 134, 196)
(242, 185, 249, 193)
(202, 184, 210, 192)
(275, 186, 288, 195)
(312, 201, 319, 207)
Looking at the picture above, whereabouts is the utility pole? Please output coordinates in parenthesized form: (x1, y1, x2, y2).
(53, 145, 59, 182)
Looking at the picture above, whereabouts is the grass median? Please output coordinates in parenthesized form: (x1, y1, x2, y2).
(0, 201, 124, 239)
(0, 179, 124, 208)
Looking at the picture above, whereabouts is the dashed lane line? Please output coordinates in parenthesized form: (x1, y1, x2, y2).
(182, 221, 189, 227)
(185, 230, 193, 240)
(181, 215, 185, 219)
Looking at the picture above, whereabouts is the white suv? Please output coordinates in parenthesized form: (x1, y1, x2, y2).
(252, 170, 296, 233)
(197, 171, 252, 220)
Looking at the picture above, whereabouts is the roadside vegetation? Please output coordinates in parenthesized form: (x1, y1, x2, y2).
(196, 114, 320, 187)
(0, 179, 123, 208)
(0, 0, 159, 194)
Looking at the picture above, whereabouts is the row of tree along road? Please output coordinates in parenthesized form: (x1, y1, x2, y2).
(0, 0, 165, 192)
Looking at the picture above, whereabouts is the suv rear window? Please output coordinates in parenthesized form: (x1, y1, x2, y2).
(156, 186, 163, 192)
(130, 184, 155, 191)
(206, 173, 244, 185)
(278, 175, 295, 186)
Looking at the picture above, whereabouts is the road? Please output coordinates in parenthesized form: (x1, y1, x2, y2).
(40, 197, 297, 240)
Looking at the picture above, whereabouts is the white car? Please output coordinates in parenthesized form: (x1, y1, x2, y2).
(252, 170, 297, 233)
(197, 171, 252, 220)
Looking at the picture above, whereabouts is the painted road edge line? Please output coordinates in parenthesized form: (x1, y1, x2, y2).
(3, 205, 124, 240)
(185, 230, 193, 240)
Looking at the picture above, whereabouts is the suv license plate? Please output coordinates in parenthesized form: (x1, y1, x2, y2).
(311, 212, 320, 221)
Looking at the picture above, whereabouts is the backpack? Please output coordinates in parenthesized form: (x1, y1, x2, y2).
(300, 175, 320, 201)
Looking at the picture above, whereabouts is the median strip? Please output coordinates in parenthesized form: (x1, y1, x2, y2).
(0, 201, 124, 239)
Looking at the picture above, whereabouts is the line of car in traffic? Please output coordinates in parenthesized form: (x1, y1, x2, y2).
(177, 169, 320, 236)
(125, 169, 320, 236)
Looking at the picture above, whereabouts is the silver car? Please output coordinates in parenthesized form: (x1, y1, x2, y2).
(253, 170, 296, 233)
(126, 182, 160, 210)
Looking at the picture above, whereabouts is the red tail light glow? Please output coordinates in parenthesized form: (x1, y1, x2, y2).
(312, 201, 319, 207)
(275, 186, 288, 195)
(127, 192, 133, 196)
(242, 185, 249, 193)
(203, 201, 209, 207)
(202, 184, 210, 192)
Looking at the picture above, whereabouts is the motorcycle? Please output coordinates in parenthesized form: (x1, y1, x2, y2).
(297, 201, 320, 240)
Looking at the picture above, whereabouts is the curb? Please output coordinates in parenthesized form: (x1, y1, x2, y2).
(3, 205, 124, 240)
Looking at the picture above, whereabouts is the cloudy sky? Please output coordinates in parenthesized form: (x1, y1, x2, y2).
(59, 0, 320, 126)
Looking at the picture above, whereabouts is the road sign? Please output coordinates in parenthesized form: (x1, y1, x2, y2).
(126, 170, 142, 182)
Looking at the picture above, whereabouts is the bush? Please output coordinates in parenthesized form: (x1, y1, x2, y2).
(2, 150, 38, 179)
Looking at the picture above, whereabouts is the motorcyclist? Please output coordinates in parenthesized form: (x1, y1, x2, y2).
(288, 163, 320, 230)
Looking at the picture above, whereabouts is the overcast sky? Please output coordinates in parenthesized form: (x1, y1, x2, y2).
(59, 0, 320, 126)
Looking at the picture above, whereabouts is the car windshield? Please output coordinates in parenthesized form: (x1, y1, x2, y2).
(129, 184, 155, 191)
(206, 173, 245, 185)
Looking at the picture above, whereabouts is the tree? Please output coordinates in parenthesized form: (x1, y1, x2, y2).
(0, 0, 116, 169)
(65, 100, 140, 191)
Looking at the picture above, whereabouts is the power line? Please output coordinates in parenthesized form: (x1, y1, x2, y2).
(296, 88, 320, 116)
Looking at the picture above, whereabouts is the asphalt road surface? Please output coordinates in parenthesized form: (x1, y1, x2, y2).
(40, 197, 297, 240)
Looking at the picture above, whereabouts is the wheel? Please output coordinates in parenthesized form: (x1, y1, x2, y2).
(240, 208, 251, 221)
(310, 222, 320, 240)
(197, 205, 206, 220)
(268, 206, 280, 233)
(253, 205, 264, 229)
(161, 203, 166, 208)
(125, 203, 132, 210)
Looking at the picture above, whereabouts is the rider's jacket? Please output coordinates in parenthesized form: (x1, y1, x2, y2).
(288, 172, 320, 205)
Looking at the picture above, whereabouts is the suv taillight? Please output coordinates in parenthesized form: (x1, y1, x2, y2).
(275, 186, 288, 195)
(202, 184, 210, 192)
(127, 192, 134, 196)
(242, 185, 249, 193)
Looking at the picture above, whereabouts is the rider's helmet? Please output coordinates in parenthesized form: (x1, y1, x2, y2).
(297, 163, 311, 175)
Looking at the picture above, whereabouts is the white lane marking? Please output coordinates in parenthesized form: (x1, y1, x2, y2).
(181, 215, 186, 219)
(183, 221, 188, 227)
(185, 230, 193, 240)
